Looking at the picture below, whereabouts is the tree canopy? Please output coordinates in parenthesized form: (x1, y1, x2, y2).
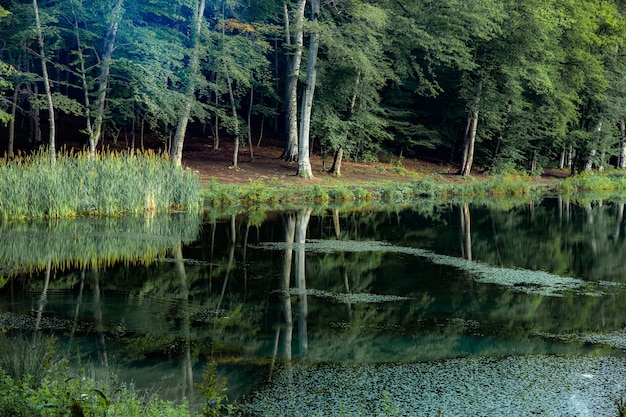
(1, 0, 626, 176)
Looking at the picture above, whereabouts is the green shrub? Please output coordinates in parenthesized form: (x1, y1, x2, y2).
(0, 335, 197, 417)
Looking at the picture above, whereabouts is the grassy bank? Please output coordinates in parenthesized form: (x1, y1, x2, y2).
(203, 172, 542, 211)
(0, 150, 203, 220)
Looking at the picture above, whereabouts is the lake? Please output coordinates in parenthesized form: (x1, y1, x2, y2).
(2, 197, 626, 416)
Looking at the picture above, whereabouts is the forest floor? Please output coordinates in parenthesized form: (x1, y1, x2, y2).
(179, 136, 569, 188)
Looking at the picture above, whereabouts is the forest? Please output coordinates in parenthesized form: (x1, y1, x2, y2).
(1, 0, 626, 178)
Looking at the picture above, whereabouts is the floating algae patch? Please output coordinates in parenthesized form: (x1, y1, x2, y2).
(537, 328, 626, 350)
(254, 240, 621, 297)
(241, 355, 626, 417)
(284, 288, 411, 304)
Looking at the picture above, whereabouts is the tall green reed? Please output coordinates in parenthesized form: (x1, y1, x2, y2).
(0, 150, 202, 221)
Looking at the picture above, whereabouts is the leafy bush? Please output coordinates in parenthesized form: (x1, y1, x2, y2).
(0, 334, 201, 417)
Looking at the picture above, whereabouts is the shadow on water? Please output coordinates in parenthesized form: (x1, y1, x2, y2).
(2, 198, 626, 415)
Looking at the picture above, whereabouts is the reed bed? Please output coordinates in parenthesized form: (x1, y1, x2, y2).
(0, 150, 203, 220)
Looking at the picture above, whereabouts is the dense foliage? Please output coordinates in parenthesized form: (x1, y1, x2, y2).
(1, 0, 626, 176)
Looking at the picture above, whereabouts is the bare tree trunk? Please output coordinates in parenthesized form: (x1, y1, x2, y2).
(585, 121, 602, 172)
(8, 86, 18, 157)
(329, 147, 343, 176)
(91, 0, 124, 157)
(297, 0, 320, 179)
(282, 0, 306, 162)
(618, 121, 625, 169)
(247, 86, 254, 162)
(33, 0, 56, 164)
(70, 1, 94, 153)
(225, 68, 240, 169)
(170, 0, 206, 166)
(460, 110, 478, 176)
(459, 56, 484, 177)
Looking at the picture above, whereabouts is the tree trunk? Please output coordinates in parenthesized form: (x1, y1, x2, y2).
(617, 119, 626, 169)
(8, 86, 18, 157)
(91, 0, 124, 157)
(297, 0, 320, 179)
(70, 1, 94, 153)
(33, 0, 56, 164)
(225, 68, 240, 169)
(170, 0, 206, 167)
(247, 86, 254, 162)
(530, 149, 537, 175)
(460, 110, 478, 176)
(282, 0, 306, 162)
(329, 147, 343, 176)
(585, 121, 602, 172)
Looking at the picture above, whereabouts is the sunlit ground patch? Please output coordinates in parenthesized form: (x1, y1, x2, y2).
(241, 355, 626, 417)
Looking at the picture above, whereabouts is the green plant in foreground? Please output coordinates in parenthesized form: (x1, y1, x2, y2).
(197, 360, 234, 417)
(0, 334, 196, 417)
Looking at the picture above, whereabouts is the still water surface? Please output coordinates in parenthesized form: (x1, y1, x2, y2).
(2, 198, 626, 415)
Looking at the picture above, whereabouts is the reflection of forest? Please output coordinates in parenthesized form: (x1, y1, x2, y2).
(3, 200, 626, 406)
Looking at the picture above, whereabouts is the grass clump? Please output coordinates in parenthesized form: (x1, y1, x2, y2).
(0, 149, 202, 221)
(559, 169, 626, 193)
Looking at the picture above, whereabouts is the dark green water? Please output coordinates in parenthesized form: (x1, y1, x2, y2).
(2, 198, 626, 415)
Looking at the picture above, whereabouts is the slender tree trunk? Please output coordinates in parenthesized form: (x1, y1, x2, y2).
(70, 2, 94, 152)
(33, 0, 56, 164)
(460, 109, 478, 176)
(247, 86, 254, 162)
(617, 119, 626, 169)
(225, 68, 240, 169)
(8, 86, 18, 157)
(585, 121, 602, 172)
(170, 0, 206, 166)
(297, 0, 320, 179)
(213, 74, 220, 150)
(91, 0, 124, 156)
(530, 149, 537, 175)
(329, 147, 343, 176)
(282, 0, 306, 162)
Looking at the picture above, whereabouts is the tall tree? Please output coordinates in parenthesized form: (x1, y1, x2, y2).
(32, 0, 56, 163)
(170, 0, 206, 167)
(297, 0, 319, 179)
(281, 0, 306, 162)
(89, 0, 125, 156)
